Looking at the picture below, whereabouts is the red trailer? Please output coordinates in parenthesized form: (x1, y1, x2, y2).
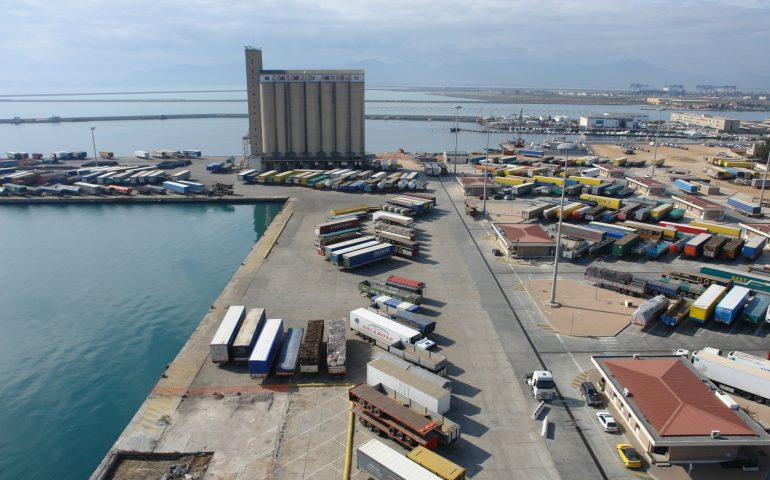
(658, 221, 709, 236)
(386, 275, 426, 295)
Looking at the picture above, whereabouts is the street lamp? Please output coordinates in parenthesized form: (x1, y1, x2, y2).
(453, 105, 462, 175)
(759, 150, 770, 213)
(90, 127, 98, 167)
(547, 142, 575, 308)
(483, 127, 491, 216)
(650, 108, 663, 177)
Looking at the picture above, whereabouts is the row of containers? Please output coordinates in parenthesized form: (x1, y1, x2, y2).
(3, 149, 201, 166)
(209, 306, 347, 378)
(0, 164, 199, 197)
(237, 167, 427, 193)
(522, 196, 765, 262)
(585, 266, 770, 328)
(313, 197, 437, 265)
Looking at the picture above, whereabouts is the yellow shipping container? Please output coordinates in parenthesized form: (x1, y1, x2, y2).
(568, 175, 603, 186)
(407, 446, 466, 480)
(649, 203, 673, 220)
(690, 284, 726, 322)
(329, 204, 369, 217)
(721, 161, 756, 168)
(558, 202, 584, 218)
(533, 175, 566, 187)
(689, 220, 741, 237)
(271, 170, 297, 183)
(579, 193, 622, 210)
(652, 156, 665, 166)
(613, 157, 628, 166)
(503, 167, 528, 176)
(494, 176, 529, 186)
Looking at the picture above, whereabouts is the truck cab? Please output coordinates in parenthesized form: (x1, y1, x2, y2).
(526, 370, 556, 401)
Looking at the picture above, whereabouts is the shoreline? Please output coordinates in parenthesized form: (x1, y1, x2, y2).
(0, 195, 289, 205)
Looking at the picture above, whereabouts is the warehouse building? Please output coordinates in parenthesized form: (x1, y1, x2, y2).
(493, 223, 555, 258)
(627, 176, 667, 196)
(592, 355, 770, 466)
(671, 195, 725, 221)
(670, 112, 741, 133)
(579, 113, 649, 130)
(596, 164, 625, 179)
(245, 48, 365, 171)
(457, 176, 498, 197)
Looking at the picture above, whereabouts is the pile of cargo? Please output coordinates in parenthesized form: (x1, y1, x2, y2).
(299, 320, 324, 374)
(326, 319, 347, 376)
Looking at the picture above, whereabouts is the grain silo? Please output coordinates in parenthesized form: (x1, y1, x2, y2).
(320, 81, 336, 154)
(305, 80, 321, 155)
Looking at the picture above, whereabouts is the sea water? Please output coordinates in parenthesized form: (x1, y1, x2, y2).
(0, 202, 283, 480)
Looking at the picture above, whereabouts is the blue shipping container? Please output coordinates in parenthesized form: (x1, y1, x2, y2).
(674, 179, 698, 194)
(178, 180, 205, 192)
(394, 310, 436, 335)
(714, 286, 751, 324)
(162, 181, 190, 194)
(276, 327, 304, 375)
(249, 318, 284, 378)
(342, 243, 393, 269)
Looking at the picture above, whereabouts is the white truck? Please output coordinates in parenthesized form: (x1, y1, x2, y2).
(349, 308, 421, 348)
(691, 347, 770, 403)
(525, 370, 556, 401)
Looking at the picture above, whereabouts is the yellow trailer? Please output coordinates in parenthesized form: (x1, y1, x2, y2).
(503, 166, 528, 176)
(533, 175, 566, 187)
(689, 220, 741, 237)
(579, 193, 622, 210)
(329, 204, 369, 217)
(690, 284, 727, 323)
(612, 157, 628, 166)
(558, 202, 584, 218)
(270, 170, 298, 184)
(568, 175, 603, 186)
(407, 446, 466, 480)
(649, 203, 673, 220)
(651, 156, 665, 166)
(494, 175, 529, 186)
(721, 161, 756, 168)
(257, 170, 278, 183)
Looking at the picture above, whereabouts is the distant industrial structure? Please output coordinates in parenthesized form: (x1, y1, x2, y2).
(579, 113, 649, 130)
(670, 112, 741, 133)
(244, 48, 365, 171)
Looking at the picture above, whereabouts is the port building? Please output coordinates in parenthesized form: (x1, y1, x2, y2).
(592, 355, 770, 466)
(245, 48, 365, 171)
(670, 112, 740, 133)
(579, 113, 649, 130)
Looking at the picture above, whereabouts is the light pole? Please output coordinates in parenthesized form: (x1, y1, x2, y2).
(483, 126, 491, 216)
(650, 108, 663, 176)
(759, 151, 770, 212)
(453, 105, 462, 175)
(547, 143, 575, 308)
(90, 127, 98, 167)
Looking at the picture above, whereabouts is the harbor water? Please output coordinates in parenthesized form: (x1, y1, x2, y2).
(0, 202, 283, 480)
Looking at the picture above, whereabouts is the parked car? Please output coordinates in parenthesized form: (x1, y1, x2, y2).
(580, 381, 602, 407)
(616, 443, 642, 468)
(596, 411, 618, 433)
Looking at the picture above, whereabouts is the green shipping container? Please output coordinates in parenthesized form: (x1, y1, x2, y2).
(743, 296, 770, 324)
(612, 233, 640, 257)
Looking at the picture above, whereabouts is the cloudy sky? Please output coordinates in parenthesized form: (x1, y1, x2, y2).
(3, 0, 769, 89)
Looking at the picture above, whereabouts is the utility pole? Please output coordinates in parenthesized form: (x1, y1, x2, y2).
(483, 127, 490, 216)
(651, 108, 662, 176)
(90, 127, 98, 168)
(759, 150, 770, 212)
(453, 106, 461, 175)
(547, 143, 573, 307)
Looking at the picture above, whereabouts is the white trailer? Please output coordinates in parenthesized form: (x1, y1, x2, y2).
(231, 307, 266, 362)
(367, 356, 452, 414)
(73, 182, 102, 195)
(357, 439, 440, 480)
(691, 347, 770, 403)
(134, 150, 149, 159)
(350, 308, 421, 348)
(209, 305, 246, 363)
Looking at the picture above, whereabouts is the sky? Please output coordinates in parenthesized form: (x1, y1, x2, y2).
(2, 0, 769, 90)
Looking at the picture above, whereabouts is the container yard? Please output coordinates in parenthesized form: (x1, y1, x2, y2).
(86, 150, 770, 480)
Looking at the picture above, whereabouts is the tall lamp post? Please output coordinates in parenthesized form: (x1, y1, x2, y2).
(759, 150, 770, 213)
(482, 126, 491, 216)
(453, 105, 462, 175)
(90, 127, 98, 167)
(547, 142, 575, 308)
(650, 108, 663, 177)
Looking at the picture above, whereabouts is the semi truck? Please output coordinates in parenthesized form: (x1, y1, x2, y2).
(210, 305, 246, 363)
(327, 319, 347, 376)
(525, 370, 556, 401)
(276, 327, 304, 376)
(691, 348, 770, 403)
(231, 307, 266, 362)
(299, 319, 324, 374)
(248, 318, 284, 378)
(350, 308, 422, 348)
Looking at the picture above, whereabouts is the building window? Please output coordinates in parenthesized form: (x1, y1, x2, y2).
(635, 424, 640, 434)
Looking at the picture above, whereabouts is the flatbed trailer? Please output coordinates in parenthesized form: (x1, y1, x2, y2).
(358, 280, 423, 305)
(663, 271, 733, 288)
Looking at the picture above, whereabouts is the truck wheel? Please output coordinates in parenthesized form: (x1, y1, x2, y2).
(358, 399, 366, 409)
(372, 407, 381, 417)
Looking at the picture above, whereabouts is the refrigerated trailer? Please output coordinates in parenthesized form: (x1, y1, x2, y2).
(350, 308, 421, 348)
(210, 305, 246, 363)
(714, 286, 751, 325)
(231, 307, 266, 362)
(248, 318, 283, 378)
(692, 348, 770, 403)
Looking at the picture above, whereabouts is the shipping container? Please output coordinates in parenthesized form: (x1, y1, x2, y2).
(579, 193, 622, 210)
(315, 218, 361, 237)
(350, 308, 421, 348)
(276, 327, 304, 376)
(393, 310, 436, 336)
(327, 319, 347, 375)
(407, 447, 466, 480)
(743, 236, 767, 260)
(367, 356, 452, 415)
(232, 308, 266, 362)
(658, 221, 709, 236)
(674, 179, 698, 193)
(689, 221, 741, 237)
(683, 233, 712, 258)
(559, 224, 605, 243)
(715, 286, 751, 324)
(323, 235, 376, 257)
(171, 170, 191, 182)
(357, 440, 441, 480)
(612, 233, 640, 257)
(649, 203, 673, 220)
(178, 180, 205, 192)
(727, 196, 761, 216)
(329, 241, 381, 265)
(329, 204, 369, 217)
(743, 296, 770, 324)
(387, 276, 427, 295)
(248, 318, 284, 378)
(690, 285, 727, 323)
(210, 305, 246, 363)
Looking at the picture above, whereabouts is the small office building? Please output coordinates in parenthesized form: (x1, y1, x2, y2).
(493, 223, 555, 258)
(627, 177, 667, 196)
(671, 195, 725, 221)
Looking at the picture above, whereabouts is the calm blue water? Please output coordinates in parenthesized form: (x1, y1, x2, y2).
(0, 202, 283, 480)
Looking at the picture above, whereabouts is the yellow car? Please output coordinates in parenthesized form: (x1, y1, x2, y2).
(616, 443, 642, 469)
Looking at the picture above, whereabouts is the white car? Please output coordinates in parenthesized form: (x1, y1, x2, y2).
(673, 349, 690, 358)
(414, 338, 436, 351)
(596, 411, 619, 433)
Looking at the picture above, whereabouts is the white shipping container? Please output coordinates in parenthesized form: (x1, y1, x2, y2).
(692, 348, 770, 401)
(366, 357, 451, 414)
(357, 440, 441, 480)
(350, 308, 420, 348)
(134, 150, 149, 159)
(232, 308, 267, 362)
(210, 305, 246, 363)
